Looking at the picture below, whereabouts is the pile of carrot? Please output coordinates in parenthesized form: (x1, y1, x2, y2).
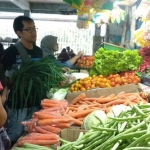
(18, 99, 72, 147)
(66, 92, 148, 125)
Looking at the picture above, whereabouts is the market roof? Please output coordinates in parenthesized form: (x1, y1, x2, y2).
(0, 0, 76, 14)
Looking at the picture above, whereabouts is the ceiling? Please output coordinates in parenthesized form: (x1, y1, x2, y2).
(0, 0, 76, 15)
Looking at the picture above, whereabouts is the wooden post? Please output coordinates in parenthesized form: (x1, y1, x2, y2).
(130, 5, 136, 48)
(120, 6, 129, 46)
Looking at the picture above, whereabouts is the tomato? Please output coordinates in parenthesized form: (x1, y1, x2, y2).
(127, 79, 133, 84)
(136, 77, 141, 83)
(122, 78, 128, 84)
(85, 85, 90, 90)
(115, 77, 122, 85)
(110, 82, 115, 87)
(107, 74, 113, 80)
(105, 82, 111, 87)
(99, 75, 104, 78)
(102, 78, 107, 83)
(80, 87, 86, 91)
(133, 80, 138, 85)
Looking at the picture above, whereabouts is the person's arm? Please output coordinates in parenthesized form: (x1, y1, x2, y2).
(0, 97, 7, 127)
(69, 51, 83, 65)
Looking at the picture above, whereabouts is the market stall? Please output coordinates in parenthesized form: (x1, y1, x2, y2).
(7, 0, 150, 150)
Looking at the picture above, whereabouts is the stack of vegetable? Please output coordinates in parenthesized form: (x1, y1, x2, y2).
(90, 47, 143, 76)
(59, 103, 150, 149)
(70, 71, 141, 92)
(17, 99, 72, 148)
(11, 56, 65, 110)
(138, 46, 150, 71)
(65, 91, 148, 126)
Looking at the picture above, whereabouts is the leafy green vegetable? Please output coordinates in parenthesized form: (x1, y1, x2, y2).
(90, 47, 143, 76)
(11, 56, 65, 110)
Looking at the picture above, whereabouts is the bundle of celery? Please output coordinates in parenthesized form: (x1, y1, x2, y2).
(10, 56, 65, 109)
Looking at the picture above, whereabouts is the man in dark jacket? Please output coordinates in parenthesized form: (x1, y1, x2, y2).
(1, 16, 42, 146)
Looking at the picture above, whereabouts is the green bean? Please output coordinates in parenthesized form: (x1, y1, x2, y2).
(124, 147, 150, 150)
(139, 103, 150, 108)
(85, 133, 106, 147)
(99, 130, 147, 150)
(133, 105, 147, 117)
(83, 133, 111, 150)
(109, 116, 146, 121)
(126, 133, 150, 148)
(73, 131, 101, 147)
(92, 126, 117, 132)
(73, 144, 84, 149)
(119, 122, 128, 133)
(111, 140, 122, 150)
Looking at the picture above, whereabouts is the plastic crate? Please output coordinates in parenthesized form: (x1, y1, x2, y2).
(141, 75, 150, 87)
(103, 42, 125, 52)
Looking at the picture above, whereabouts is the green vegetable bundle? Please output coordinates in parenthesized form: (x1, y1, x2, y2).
(59, 103, 150, 150)
(13, 143, 54, 150)
(11, 56, 65, 110)
(90, 47, 143, 76)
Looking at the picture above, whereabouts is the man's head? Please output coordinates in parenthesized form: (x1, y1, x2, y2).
(13, 16, 37, 43)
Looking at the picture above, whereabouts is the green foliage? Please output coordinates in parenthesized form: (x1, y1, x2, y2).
(91, 47, 143, 76)
(11, 56, 65, 110)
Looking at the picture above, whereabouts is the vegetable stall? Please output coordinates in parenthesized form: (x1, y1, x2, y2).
(10, 0, 150, 150)
(11, 34, 150, 150)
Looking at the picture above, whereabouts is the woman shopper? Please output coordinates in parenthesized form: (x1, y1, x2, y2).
(41, 35, 83, 68)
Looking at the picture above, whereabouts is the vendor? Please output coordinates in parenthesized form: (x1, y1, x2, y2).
(41, 35, 83, 68)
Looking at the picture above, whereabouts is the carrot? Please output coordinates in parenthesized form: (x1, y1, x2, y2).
(97, 97, 117, 103)
(37, 118, 72, 126)
(41, 102, 60, 107)
(17, 139, 59, 147)
(38, 114, 66, 120)
(68, 105, 79, 108)
(82, 98, 97, 101)
(42, 99, 66, 103)
(77, 117, 84, 121)
(106, 94, 116, 98)
(78, 100, 88, 104)
(105, 99, 125, 107)
(117, 91, 126, 97)
(68, 109, 97, 118)
(21, 133, 58, 141)
(64, 107, 70, 115)
(66, 115, 83, 126)
(40, 125, 61, 133)
(84, 101, 93, 105)
(69, 93, 87, 105)
(105, 107, 111, 114)
(52, 122, 70, 129)
(34, 126, 52, 134)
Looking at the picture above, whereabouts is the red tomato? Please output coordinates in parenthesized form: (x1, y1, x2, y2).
(110, 82, 115, 87)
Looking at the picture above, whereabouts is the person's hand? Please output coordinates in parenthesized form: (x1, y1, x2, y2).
(77, 51, 84, 59)
(62, 67, 70, 72)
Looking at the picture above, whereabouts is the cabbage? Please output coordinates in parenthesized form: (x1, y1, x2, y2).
(82, 110, 107, 130)
(107, 104, 131, 118)
(52, 88, 68, 101)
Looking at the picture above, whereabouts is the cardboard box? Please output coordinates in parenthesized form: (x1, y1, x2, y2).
(60, 126, 87, 142)
(66, 83, 138, 103)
